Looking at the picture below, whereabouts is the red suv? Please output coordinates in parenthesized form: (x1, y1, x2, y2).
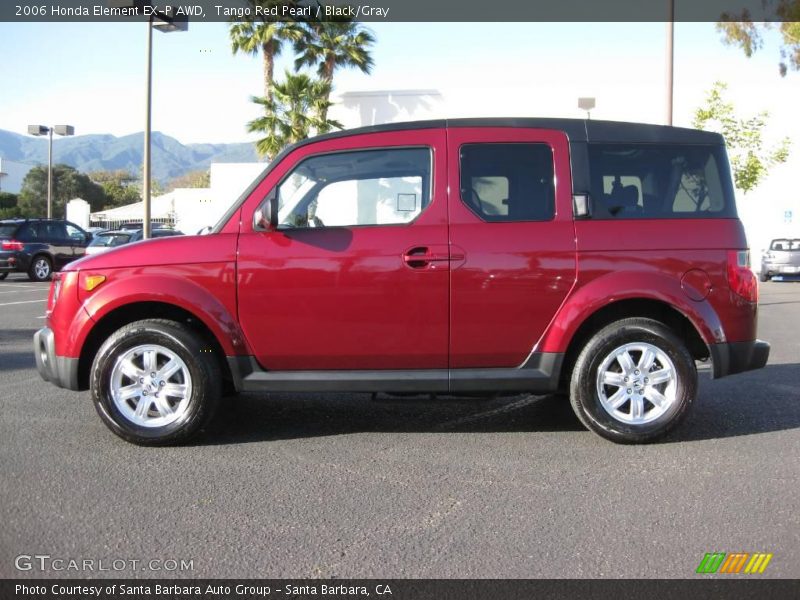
(33, 119, 769, 445)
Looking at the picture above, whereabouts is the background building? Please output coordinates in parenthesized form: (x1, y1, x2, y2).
(88, 162, 265, 233)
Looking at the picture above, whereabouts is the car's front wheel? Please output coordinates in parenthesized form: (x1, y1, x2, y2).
(760, 271, 771, 282)
(90, 319, 221, 445)
(569, 317, 697, 444)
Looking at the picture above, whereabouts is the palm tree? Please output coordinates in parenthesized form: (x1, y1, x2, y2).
(293, 21, 376, 120)
(228, 1, 303, 102)
(247, 72, 342, 159)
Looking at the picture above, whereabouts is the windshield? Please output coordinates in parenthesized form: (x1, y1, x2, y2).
(89, 233, 131, 247)
(770, 239, 800, 251)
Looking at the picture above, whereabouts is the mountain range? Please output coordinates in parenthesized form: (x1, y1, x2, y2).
(0, 129, 261, 184)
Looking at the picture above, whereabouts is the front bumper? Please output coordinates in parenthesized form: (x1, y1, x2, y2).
(710, 339, 770, 379)
(33, 327, 80, 391)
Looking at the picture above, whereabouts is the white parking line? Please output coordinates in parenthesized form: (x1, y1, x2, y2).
(0, 299, 47, 306)
(0, 283, 47, 289)
(0, 289, 49, 295)
(36, 315, 47, 319)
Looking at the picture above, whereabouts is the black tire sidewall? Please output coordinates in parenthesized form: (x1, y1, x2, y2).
(571, 320, 696, 443)
(91, 321, 220, 445)
(0, 272, 7, 280)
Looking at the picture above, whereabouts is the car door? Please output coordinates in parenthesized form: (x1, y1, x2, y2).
(237, 129, 449, 371)
(64, 222, 89, 261)
(41, 221, 72, 269)
(447, 127, 577, 368)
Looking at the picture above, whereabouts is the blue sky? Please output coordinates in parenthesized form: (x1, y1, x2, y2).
(1, 21, 795, 144)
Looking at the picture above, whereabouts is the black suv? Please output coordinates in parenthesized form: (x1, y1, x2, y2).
(0, 219, 91, 282)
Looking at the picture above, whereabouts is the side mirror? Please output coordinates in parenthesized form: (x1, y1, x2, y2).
(254, 191, 279, 231)
(573, 193, 592, 219)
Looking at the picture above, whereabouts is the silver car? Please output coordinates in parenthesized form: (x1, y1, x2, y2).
(761, 238, 800, 281)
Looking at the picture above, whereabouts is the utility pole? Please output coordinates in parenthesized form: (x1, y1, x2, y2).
(666, 0, 675, 126)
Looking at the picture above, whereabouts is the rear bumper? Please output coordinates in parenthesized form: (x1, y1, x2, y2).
(33, 327, 80, 391)
(762, 262, 800, 274)
(0, 256, 22, 273)
(710, 340, 770, 379)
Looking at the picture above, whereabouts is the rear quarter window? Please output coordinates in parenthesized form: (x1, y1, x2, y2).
(588, 144, 737, 219)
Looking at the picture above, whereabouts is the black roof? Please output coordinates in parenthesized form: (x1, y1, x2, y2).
(294, 118, 723, 147)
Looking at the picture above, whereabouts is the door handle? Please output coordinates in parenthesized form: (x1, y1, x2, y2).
(403, 246, 461, 269)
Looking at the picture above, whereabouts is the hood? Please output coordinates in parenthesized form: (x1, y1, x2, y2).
(68, 233, 239, 271)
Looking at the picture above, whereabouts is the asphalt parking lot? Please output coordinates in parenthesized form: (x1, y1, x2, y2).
(0, 273, 798, 579)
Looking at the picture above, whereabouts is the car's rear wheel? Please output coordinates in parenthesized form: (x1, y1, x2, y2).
(28, 255, 52, 282)
(91, 319, 221, 445)
(0, 272, 7, 280)
(759, 271, 771, 282)
(569, 317, 697, 444)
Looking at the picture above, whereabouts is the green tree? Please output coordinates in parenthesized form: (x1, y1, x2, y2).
(248, 71, 341, 159)
(165, 169, 211, 192)
(718, 2, 800, 76)
(89, 170, 141, 209)
(0, 191, 18, 210)
(294, 20, 376, 120)
(0, 192, 22, 219)
(694, 81, 791, 193)
(18, 165, 109, 217)
(229, 1, 303, 102)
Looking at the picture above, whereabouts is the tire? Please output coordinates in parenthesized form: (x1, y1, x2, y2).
(90, 319, 222, 445)
(0, 272, 7, 280)
(759, 272, 770, 282)
(569, 317, 697, 444)
(28, 255, 52, 282)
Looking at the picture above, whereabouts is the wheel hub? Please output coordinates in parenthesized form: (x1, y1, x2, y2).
(596, 342, 678, 425)
(109, 344, 192, 428)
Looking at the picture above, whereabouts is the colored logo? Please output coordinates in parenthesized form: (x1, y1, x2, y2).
(696, 552, 773, 574)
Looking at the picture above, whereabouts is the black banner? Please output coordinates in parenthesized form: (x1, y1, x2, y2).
(2, 579, 800, 600)
(1, 0, 798, 23)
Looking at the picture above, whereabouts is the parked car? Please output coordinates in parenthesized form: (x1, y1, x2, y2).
(760, 238, 800, 281)
(85, 230, 133, 256)
(85, 228, 184, 256)
(0, 218, 91, 281)
(34, 119, 769, 445)
(127, 228, 183, 243)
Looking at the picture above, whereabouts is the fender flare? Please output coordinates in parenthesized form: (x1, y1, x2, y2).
(76, 272, 249, 356)
(537, 270, 726, 354)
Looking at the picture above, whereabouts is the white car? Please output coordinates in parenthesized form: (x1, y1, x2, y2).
(85, 229, 183, 255)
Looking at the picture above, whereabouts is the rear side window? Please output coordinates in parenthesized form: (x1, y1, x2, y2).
(588, 144, 737, 219)
(39, 222, 67, 241)
(460, 143, 555, 222)
(15, 224, 32, 240)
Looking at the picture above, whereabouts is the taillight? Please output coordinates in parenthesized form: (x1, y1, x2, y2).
(1, 240, 24, 251)
(727, 250, 758, 302)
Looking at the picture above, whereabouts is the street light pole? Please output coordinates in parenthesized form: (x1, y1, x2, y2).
(47, 127, 53, 218)
(143, 13, 154, 240)
(108, 1, 188, 239)
(666, 0, 675, 126)
(27, 124, 74, 219)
